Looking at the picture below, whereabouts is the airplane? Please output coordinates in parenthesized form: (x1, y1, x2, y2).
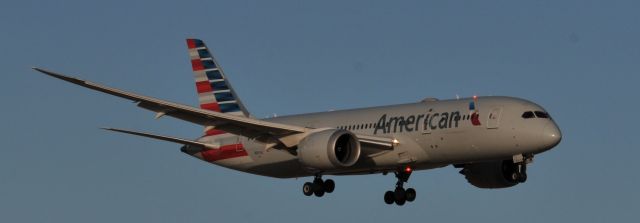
(33, 38, 562, 206)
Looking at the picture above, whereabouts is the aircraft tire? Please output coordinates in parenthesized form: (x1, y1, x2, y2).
(405, 188, 416, 202)
(384, 191, 395, 204)
(313, 188, 325, 197)
(517, 172, 527, 183)
(303, 182, 314, 196)
(395, 197, 406, 206)
(324, 179, 335, 193)
(394, 187, 406, 205)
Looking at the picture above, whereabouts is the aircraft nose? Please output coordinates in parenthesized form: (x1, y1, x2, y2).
(542, 123, 562, 148)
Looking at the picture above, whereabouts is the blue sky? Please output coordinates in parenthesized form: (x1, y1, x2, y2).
(1, 0, 638, 222)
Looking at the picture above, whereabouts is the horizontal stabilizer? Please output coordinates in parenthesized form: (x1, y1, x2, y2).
(101, 127, 219, 149)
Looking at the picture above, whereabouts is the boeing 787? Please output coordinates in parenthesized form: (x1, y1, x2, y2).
(33, 38, 561, 206)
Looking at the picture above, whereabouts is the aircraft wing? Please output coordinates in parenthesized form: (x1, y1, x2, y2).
(33, 68, 307, 138)
(102, 127, 220, 149)
(33, 68, 396, 149)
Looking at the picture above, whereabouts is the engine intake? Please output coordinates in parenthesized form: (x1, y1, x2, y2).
(297, 129, 361, 171)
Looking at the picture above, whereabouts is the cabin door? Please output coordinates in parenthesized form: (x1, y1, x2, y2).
(486, 107, 503, 129)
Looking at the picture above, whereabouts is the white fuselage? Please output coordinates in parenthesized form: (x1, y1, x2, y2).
(192, 96, 561, 178)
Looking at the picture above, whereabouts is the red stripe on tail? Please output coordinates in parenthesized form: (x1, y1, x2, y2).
(195, 81, 213, 93)
(191, 59, 204, 71)
(200, 102, 221, 112)
(187, 39, 196, 49)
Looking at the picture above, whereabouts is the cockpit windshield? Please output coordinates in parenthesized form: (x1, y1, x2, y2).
(534, 111, 550, 118)
(522, 111, 551, 119)
(521, 111, 535, 119)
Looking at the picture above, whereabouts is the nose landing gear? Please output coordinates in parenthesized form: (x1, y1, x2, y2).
(384, 166, 417, 206)
(302, 175, 335, 197)
(509, 154, 533, 183)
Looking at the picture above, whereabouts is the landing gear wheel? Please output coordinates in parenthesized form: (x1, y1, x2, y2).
(313, 179, 325, 197)
(303, 182, 314, 196)
(405, 188, 416, 202)
(517, 172, 527, 183)
(324, 179, 335, 193)
(509, 162, 528, 183)
(510, 172, 519, 182)
(383, 167, 416, 206)
(313, 187, 325, 197)
(384, 191, 394, 205)
(395, 196, 406, 206)
(394, 187, 406, 205)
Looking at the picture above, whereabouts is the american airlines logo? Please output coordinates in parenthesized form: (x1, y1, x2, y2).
(373, 100, 481, 135)
(373, 110, 463, 135)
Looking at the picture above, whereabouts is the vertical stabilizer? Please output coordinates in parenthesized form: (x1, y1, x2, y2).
(186, 38, 250, 118)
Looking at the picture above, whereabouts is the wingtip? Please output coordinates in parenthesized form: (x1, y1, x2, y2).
(100, 127, 123, 132)
(32, 67, 46, 73)
(31, 67, 54, 75)
(32, 67, 85, 84)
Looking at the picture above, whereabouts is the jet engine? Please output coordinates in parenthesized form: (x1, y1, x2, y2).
(459, 160, 520, 189)
(297, 129, 361, 171)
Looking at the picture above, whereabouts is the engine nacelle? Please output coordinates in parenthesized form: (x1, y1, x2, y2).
(297, 129, 361, 171)
(460, 160, 519, 189)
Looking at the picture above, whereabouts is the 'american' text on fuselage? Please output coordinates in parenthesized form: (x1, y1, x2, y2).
(374, 110, 462, 135)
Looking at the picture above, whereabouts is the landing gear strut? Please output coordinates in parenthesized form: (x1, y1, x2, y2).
(384, 166, 417, 206)
(509, 162, 527, 183)
(302, 175, 335, 197)
(509, 154, 532, 183)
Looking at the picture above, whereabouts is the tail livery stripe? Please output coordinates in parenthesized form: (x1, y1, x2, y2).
(186, 38, 250, 136)
(187, 39, 205, 49)
(186, 38, 246, 116)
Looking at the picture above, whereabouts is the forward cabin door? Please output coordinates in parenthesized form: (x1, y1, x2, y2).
(486, 107, 503, 129)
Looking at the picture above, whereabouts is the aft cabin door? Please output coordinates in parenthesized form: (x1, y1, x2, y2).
(486, 107, 503, 129)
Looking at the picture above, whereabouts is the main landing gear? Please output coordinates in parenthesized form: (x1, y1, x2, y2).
(302, 175, 335, 197)
(384, 166, 417, 206)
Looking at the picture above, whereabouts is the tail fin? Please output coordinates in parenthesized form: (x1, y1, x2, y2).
(186, 38, 250, 118)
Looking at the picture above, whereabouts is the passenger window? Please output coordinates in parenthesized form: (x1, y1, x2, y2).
(534, 111, 550, 118)
(522, 111, 535, 119)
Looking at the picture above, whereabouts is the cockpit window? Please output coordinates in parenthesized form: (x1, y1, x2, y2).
(534, 111, 550, 118)
(521, 111, 535, 119)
